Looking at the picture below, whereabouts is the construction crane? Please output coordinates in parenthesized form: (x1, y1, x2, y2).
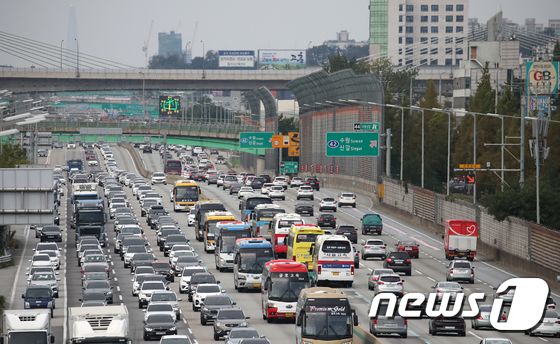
(186, 21, 198, 63)
(142, 19, 154, 67)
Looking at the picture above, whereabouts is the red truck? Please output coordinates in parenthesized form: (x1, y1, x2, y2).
(444, 219, 479, 261)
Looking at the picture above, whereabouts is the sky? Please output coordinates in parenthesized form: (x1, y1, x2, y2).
(1, 0, 559, 68)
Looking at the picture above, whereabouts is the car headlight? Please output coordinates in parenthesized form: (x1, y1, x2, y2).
(238, 275, 246, 280)
(169, 327, 176, 331)
(145, 327, 153, 331)
(241, 322, 248, 327)
(202, 307, 209, 312)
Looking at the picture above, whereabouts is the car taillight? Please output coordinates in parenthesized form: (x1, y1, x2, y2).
(317, 265, 322, 274)
(292, 256, 296, 261)
(399, 246, 404, 250)
(351, 266, 354, 275)
(405, 259, 411, 263)
(403, 319, 408, 325)
(371, 319, 377, 325)
(377, 281, 384, 285)
(501, 313, 507, 321)
(386, 258, 392, 263)
(448, 269, 453, 274)
(477, 314, 483, 320)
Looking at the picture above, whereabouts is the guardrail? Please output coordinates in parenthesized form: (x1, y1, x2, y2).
(0, 248, 13, 266)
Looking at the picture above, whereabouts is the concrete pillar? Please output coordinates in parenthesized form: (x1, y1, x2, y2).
(256, 157, 265, 175)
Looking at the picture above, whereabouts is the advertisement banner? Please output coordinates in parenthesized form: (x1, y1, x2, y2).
(526, 61, 559, 95)
(218, 50, 255, 68)
(258, 49, 306, 70)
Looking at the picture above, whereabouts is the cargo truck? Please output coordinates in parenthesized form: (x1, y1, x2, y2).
(73, 199, 107, 246)
(444, 219, 479, 261)
(68, 305, 131, 344)
(1, 309, 54, 344)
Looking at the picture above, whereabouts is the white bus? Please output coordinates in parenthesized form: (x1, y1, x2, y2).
(311, 235, 354, 287)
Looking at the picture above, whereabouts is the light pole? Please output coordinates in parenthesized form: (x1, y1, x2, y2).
(60, 40, 64, 70)
(74, 38, 80, 78)
(411, 106, 425, 188)
(385, 104, 405, 181)
(432, 107, 452, 195)
(200, 40, 206, 79)
(140, 71, 146, 120)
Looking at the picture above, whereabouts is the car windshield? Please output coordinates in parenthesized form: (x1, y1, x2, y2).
(33, 255, 50, 261)
(26, 288, 50, 298)
(86, 255, 105, 262)
(197, 285, 220, 293)
(177, 256, 198, 263)
(204, 296, 231, 306)
(182, 268, 206, 277)
(147, 304, 173, 312)
(134, 253, 153, 260)
(322, 241, 351, 254)
(438, 282, 461, 289)
(367, 240, 384, 246)
(147, 314, 174, 323)
(373, 269, 393, 276)
(453, 261, 471, 268)
(142, 282, 165, 290)
(85, 265, 106, 272)
(230, 329, 259, 338)
(128, 246, 147, 253)
(341, 193, 354, 197)
(38, 244, 58, 251)
(87, 281, 110, 289)
(322, 198, 335, 202)
(31, 273, 55, 281)
(217, 309, 244, 319)
(152, 293, 176, 301)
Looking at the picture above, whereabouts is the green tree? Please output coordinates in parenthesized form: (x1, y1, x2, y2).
(148, 54, 187, 69)
(277, 114, 299, 134)
(0, 144, 28, 168)
(553, 41, 560, 62)
(322, 53, 371, 74)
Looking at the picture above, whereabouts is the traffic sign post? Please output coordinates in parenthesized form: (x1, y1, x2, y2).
(239, 132, 274, 149)
(279, 161, 298, 174)
(325, 132, 379, 157)
(458, 163, 481, 169)
(353, 122, 380, 131)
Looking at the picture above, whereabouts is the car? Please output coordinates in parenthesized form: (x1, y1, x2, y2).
(432, 281, 463, 302)
(361, 213, 383, 235)
(138, 281, 167, 308)
(130, 253, 157, 273)
(192, 283, 224, 311)
(296, 186, 314, 200)
(294, 202, 314, 217)
(217, 174, 225, 187)
(82, 280, 113, 304)
(30, 253, 57, 269)
(123, 245, 148, 268)
(526, 310, 560, 337)
(213, 308, 249, 340)
(383, 251, 411, 276)
(238, 187, 254, 199)
(336, 225, 357, 244)
(319, 197, 337, 212)
(267, 185, 285, 200)
(187, 272, 218, 301)
(429, 315, 466, 336)
(225, 327, 260, 344)
(144, 303, 176, 322)
(250, 177, 265, 190)
(478, 339, 512, 344)
(446, 259, 475, 283)
(67, 143, 76, 149)
(304, 176, 320, 191)
(22, 285, 55, 317)
(152, 172, 167, 185)
(143, 146, 153, 153)
(26, 266, 57, 283)
(40, 225, 62, 242)
(229, 183, 243, 195)
(317, 213, 336, 229)
(179, 267, 207, 294)
(143, 314, 177, 340)
(369, 301, 408, 338)
(338, 192, 356, 207)
(200, 294, 236, 325)
(28, 272, 59, 298)
(260, 183, 273, 195)
(373, 274, 404, 296)
(159, 335, 193, 344)
(149, 290, 182, 320)
(361, 239, 387, 260)
(272, 176, 288, 190)
(471, 304, 506, 330)
(289, 177, 303, 188)
(173, 256, 200, 276)
(223, 175, 238, 190)
(153, 261, 175, 282)
(80, 291, 108, 307)
(87, 160, 99, 167)
(187, 209, 196, 226)
(37, 149, 49, 157)
(395, 240, 420, 259)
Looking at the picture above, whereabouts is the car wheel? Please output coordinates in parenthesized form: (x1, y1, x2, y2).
(138, 301, 142, 308)
(353, 204, 356, 208)
(214, 332, 220, 340)
(460, 332, 466, 337)
(472, 322, 478, 330)
(201, 316, 207, 325)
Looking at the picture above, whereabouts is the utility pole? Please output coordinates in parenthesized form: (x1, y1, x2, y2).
(385, 128, 392, 178)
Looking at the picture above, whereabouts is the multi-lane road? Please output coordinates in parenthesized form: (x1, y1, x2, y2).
(8, 144, 559, 344)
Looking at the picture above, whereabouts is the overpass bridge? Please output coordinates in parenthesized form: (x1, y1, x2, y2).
(0, 67, 320, 93)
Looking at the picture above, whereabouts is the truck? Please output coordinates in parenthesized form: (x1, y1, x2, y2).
(67, 159, 83, 172)
(1, 309, 55, 344)
(73, 199, 107, 246)
(68, 305, 131, 344)
(444, 219, 479, 261)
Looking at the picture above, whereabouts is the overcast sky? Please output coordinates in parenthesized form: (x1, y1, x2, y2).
(1, 0, 559, 67)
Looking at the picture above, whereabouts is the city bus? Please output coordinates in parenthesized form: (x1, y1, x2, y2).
(215, 221, 252, 272)
(239, 194, 272, 221)
(287, 225, 324, 270)
(249, 204, 286, 239)
(311, 235, 354, 287)
(172, 180, 200, 212)
(261, 260, 309, 322)
(164, 159, 182, 176)
(295, 287, 358, 344)
(270, 213, 304, 258)
(203, 211, 236, 253)
(233, 238, 273, 291)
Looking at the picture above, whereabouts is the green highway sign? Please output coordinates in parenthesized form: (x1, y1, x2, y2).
(326, 132, 379, 157)
(353, 122, 379, 131)
(280, 161, 299, 174)
(239, 132, 274, 149)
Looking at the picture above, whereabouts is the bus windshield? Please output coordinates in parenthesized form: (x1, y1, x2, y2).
(269, 273, 309, 302)
(257, 209, 285, 220)
(221, 233, 251, 253)
(296, 233, 320, 243)
(175, 186, 199, 203)
(303, 313, 353, 340)
(239, 253, 271, 274)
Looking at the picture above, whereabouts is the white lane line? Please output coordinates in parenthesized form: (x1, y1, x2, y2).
(111, 269, 116, 275)
(538, 337, 548, 342)
(116, 286, 120, 292)
(114, 277, 118, 281)
(426, 276, 437, 282)
(468, 331, 482, 340)
(183, 319, 188, 324)
(119, 295, 123, 301)
(9, 225, 30, 306)
(188, 328, 193, 334)
(415, 270, 424, 275)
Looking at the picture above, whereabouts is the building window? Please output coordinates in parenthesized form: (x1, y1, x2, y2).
(406, 37, 414, 44)
(406, 48, 413, 55)
(456, 48, 464, 55)
(445, 47, 453, 54)
(421, 59, 428, 65)
(446, 4, 454, 11)
(421, 26, 428, 33)
(445, 58, 453, 66)
(398, 59, 403, 66)
(456, 4, 464, 11)
(431, 59, 438, 66)
(398, 37, 403, 44)
(456, 15, 464, 22)
(431, 26, 439, 33)
(446, 26, 453, 33)
(406, 26, 414, 33)
(421, 37, 428, 43)
(406, 15, 414, 22)
(446, 15, 453, 22)
(399, 4, 403, 11)
(456, 26, 464, 32)
(431, 48, 438, 54)
(399, 26, 403, 33)
(421, 16, 428, 22)
(421, 48, 428, 55)
(456, 58, 462, 65)
(431, 4, 439, 11)
(406, 59, 413, 66)
(406, 4, 414, 11)
(421, 4, 429, 11)
(431, 15, 439, 22)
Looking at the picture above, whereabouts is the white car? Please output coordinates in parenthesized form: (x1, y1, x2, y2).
(268, 185, 285, 200)
(187, 209, 196, 226)
(261, 183, 273, 195)
(151, 172, 167, 185)
(179, 267, 207, 294)
(29, 254, 53, 269)
(526, 310, 560, 337)
(338, 192, 357, 208)
(238, 187, 254, 199)
(87, 160, 99, 167)
(273, 176, 288, 190)
(289, 177, 304, 188)
(296, 186, 314, 200)
(192, 284, 224, 311)
(143, 303, 176, 322)
(160, 335, 192, 344)
(67, 143, 76, 149)
(319, 198, 337, 212)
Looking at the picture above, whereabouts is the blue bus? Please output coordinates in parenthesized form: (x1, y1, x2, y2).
(215, 221, 252, 272)
(233, 238, 273, 291)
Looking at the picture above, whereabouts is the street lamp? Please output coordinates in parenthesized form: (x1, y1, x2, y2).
(200, 40, 206, 79)
(60, 40, 64, 70)
(74, 38, 80, 78)
(410, 105, 425, 188)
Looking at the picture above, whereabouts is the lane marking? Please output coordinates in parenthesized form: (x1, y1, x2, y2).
(415, 270, 424, 275)
(119, 295, 123, 301)
(426, 276, 436, 282)
(9, 225, 30, 306)
(116, 286, 120, 292)
(538, 337, 548, 342)
(468, 331, 482, 340)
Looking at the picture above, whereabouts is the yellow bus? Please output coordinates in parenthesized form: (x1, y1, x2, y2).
(203, 211, 236, 253)
(287, 225, 324, 270)
(173, 180, 200, 212)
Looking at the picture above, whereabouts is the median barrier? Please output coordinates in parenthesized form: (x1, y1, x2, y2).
(118, 143, 150, 178)
(353, 325, 382, 344)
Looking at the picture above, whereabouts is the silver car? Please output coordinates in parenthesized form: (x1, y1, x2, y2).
(225, 327, 260, 344)
(28, 272, 60, 298)
(526, 310, 560, 337)
(446, 259, 474, 283)
(373, 274, 404, 296)
(471, 304, 493, 329)
(361, 239, 387, 260)
(433, 282, 463, 302)
(369, 302, 407, 338)
(149, 290, 182, 320)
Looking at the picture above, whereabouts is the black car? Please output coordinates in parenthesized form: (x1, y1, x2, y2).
(130, 253, 156, 272)
(163, 235, 189, 256)
(305, 176, 320, 191)
(250, 177, 265, 190)
(157, 228, 182, 250)
(40, 225, 62, 242)
(383, 251, 412, 276)
(147, 206, 168, 227)
(294, 202, 314, 217)
(142, 146, 153, 153)
(428, 316, 466, 336)
(336, 225, 358, 244)
(187, 272, 218, 302)
(143, 314, 177, 340)
(259, 174, 272, 184)
(153, 261, 175, 282)
(317, 214, 336, 228)
(200, 294, 236, 325)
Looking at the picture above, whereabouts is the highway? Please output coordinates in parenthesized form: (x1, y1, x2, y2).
(10, 144, 555, 344)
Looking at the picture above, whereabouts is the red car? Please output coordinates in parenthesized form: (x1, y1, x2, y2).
(395, 240, 419, 258)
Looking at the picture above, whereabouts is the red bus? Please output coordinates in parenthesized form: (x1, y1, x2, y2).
(164, 159, 182, 175)
(261, 260, 309, 322)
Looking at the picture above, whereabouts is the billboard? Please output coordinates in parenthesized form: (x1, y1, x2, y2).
(218, 50, 255, 68)
(258, 49, 306, 70)
(159, 96, 181, 117)
(526, 61, 559, 95)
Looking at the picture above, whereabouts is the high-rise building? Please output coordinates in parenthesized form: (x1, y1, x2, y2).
(368, 0, 469, 67)
(549, 19, 560, 36)
(323, 30, 367, 49)
(158, 31, 183, 57)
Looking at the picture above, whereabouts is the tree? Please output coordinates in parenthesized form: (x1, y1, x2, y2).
(0, 144, 28, 168)
(148, 54, 187, 69)
(322, 53, 370, 74)
(553, 41, 560, 62)
(277, 114, 298, 133)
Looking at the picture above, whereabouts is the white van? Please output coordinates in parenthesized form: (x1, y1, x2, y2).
(311, 235, 354, 287)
